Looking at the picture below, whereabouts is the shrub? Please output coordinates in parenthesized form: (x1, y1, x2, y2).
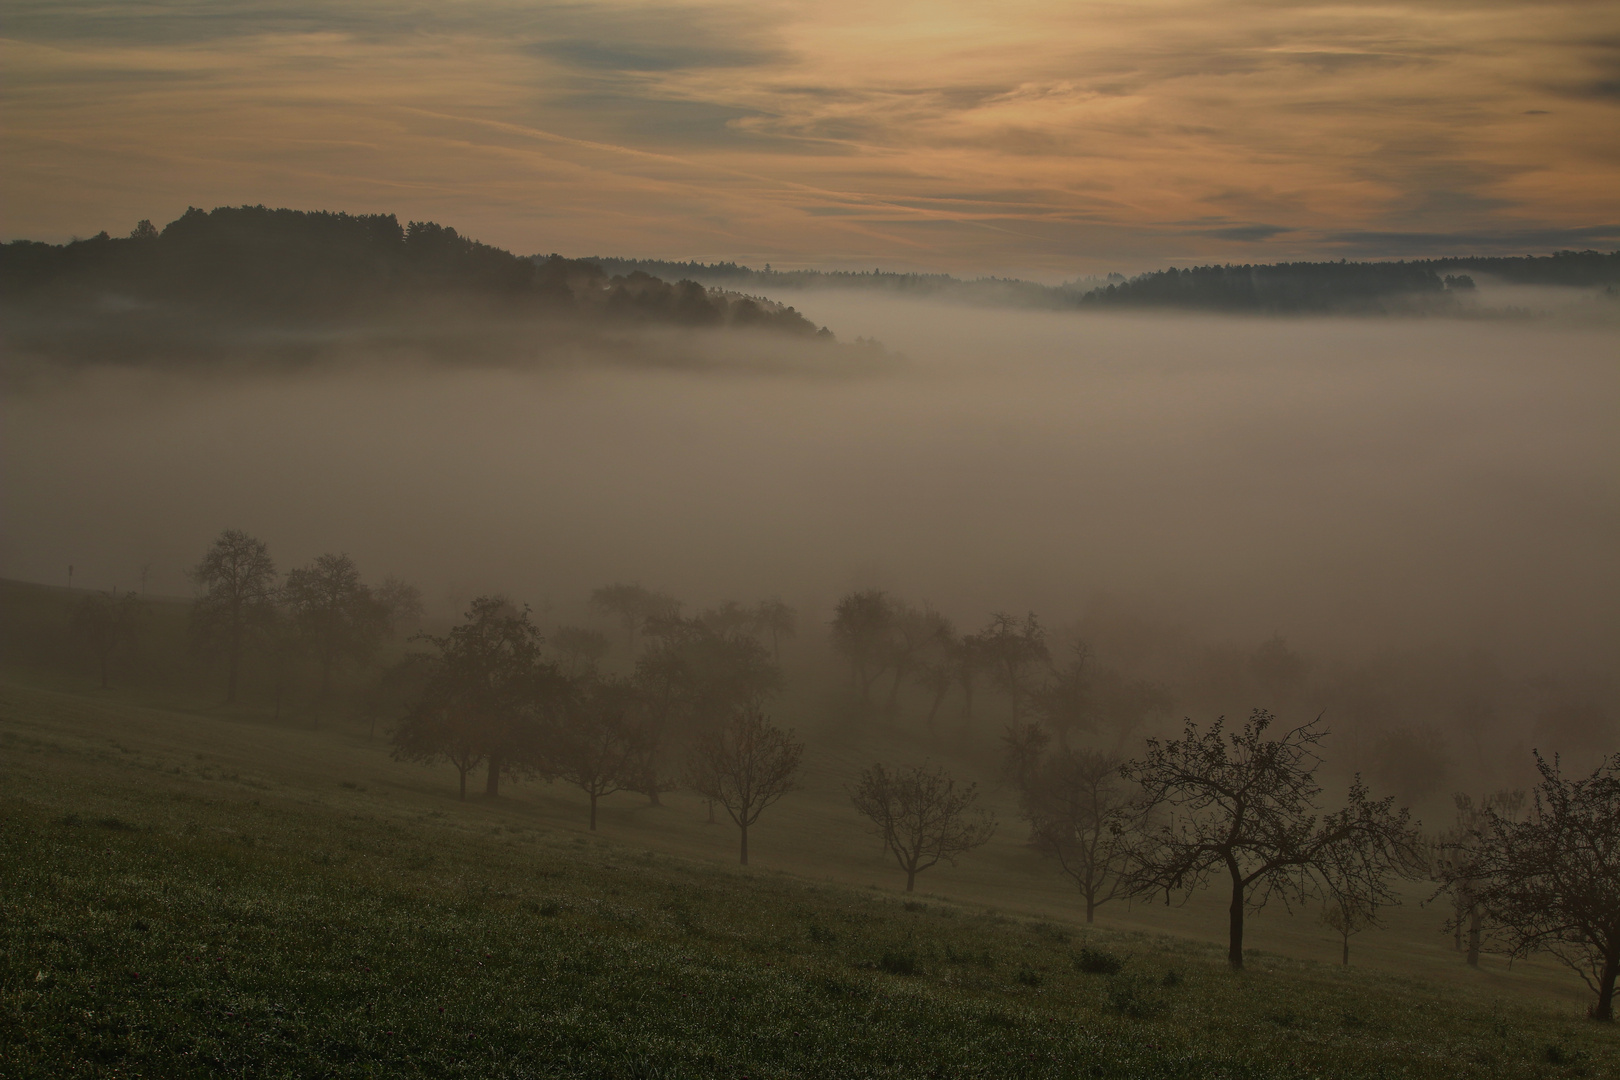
(879, 950, 917, 976)
(1074, 946, 1123, 974)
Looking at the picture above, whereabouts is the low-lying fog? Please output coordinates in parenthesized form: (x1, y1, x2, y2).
(3, 297, 1616, 672)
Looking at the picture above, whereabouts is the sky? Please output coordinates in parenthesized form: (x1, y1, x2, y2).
(2, 1, 1619, 275)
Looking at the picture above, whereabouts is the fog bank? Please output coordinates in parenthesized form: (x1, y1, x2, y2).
(3, 299, 1615, 672)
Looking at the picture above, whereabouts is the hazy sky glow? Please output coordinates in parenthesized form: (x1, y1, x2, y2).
(3, 1, 1618, 274)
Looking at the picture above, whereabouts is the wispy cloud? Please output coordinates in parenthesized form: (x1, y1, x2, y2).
(2, 0, 1617, 270)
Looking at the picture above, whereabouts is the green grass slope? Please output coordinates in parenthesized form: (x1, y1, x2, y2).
(3, 677, 1616, 1078)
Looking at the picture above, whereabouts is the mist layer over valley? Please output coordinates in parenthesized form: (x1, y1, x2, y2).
(5, 296, 1614, 679)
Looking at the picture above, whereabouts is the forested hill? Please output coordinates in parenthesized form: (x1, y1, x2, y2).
(579, 250, 1620, 314)
(0, 206, 828, 338)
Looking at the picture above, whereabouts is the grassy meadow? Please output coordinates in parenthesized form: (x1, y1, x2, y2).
(2, 578, 1616, 1077)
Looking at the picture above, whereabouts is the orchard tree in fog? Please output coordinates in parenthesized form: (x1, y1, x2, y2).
(635, 616, 783, 804)
(549, 626, 612, 677)
(1017, 748, 1133, 922)
(979, 612, 1049, 723)
(753, 598, 796, 661)
(546, 675, 651, 829)
(71, 589, 146, 689)
(1442, 753, 1619, 1021)
(282, 553, 388, 697)
(881, 605, 953, 717)
(849, 762, 995, 892)
(1121, 710, 1418, 970)
(1428, 789, 1525, 967)
(590, 582, 680, 652)
(954, 632, 985, 724)
(1320, 894, 1377, 966)
(830, 589, 896, 704)
(393, 597, 564, 799)
(190, 529, 278, 703)
(374, 575, 424, 637)
(1031, 642, 1094, 749)
(685, 707, 803, 865)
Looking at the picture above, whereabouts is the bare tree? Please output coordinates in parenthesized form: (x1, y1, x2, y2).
(545, 676, 649, 829)
(1428, 789, 1525, 966)
(1320, 893, 1378, 966)
(685, 708, 803, 865)
(190, 529, 278, 703)
(1443, 753, 1619, 1021)
(635, 616, 783, 805)
(849, 762, 995, 892)
(70, 589, 145, 689)
(1121, 709, 1418, 970)
(1018, 748, 1132, 922)
(282, 553, 388, 698)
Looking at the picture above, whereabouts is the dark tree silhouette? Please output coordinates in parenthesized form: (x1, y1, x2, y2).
(830, 589, 896, 704)
(752, 597, 797, 661)
(849, 762, 995, 892)
(550, 625, 612, 678)
(1428, 789, 1525, 966)
(1321, 894, 1377, 966)
(1031, 641, 1094, 748)
(546, 675, 650, 829)
(1121, 710, 1418, 970)
(392, 597, 562, 798)
(374, 575, 424, 637)
(685, 708, 802, 865)
(70, 590, 145, 689)
(979, 612, 1049, 722)
(1443, 753, 1619, 1020)
(634, 615, 783, 804)
(190, 529, 278, 703)
(590, 582, 680, 652)
(282, 553, 387, 697)
(1017, 748, 1132, 922)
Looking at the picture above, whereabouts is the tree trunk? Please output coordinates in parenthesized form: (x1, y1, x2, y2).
(589, 792, 598, 830)
(1085, 896, 1095, 924)
(905, 868, 916, 892)
(1227, 866, 1245, 970)
(1342, 938, 1350, 966)
(647, 788, 662, 806)
(458, 765, 467, 801)
(1592, 948, 1616, 1022)
(706, 799, 715, 824)
(485, 751, 502, 798)
(739, 822, 749, 866)
(1467, 909, 1481, 967)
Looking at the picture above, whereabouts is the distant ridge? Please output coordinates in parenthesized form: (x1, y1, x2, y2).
(573, 251, 1620, 314)
(2, 205, 833, 345)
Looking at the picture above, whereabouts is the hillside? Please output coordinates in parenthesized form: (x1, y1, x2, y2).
(0, 207, 837, 369)
(3, 578, 1615, 1076)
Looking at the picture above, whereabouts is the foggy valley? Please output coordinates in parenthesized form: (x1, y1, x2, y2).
(4, 2, 1619, 1072)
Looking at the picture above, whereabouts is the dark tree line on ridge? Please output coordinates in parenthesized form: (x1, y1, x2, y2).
(0, 205, 832, 353)
(583, 250, 1619, 314)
